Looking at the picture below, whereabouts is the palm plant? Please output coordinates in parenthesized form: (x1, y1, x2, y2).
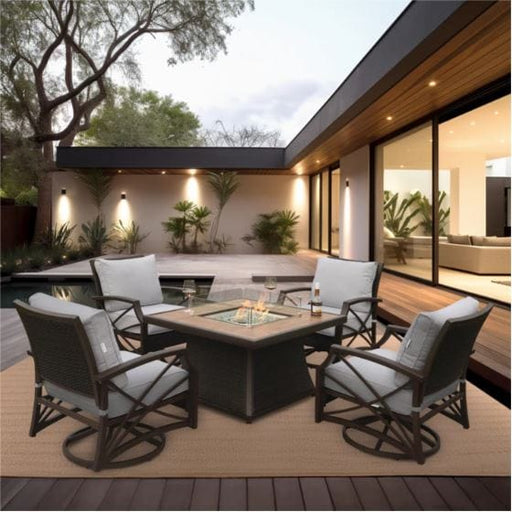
(162, 200, 195, 253)
(413, 190, 451, 236)
(383, 190, 421, 238)
(207, 171, 239, 252)
(189, 205, 212, 252)
(74, 169, 113, 214)
(36, 222, 76, 251)
(79, 215, 111, 256)
(244, 209, 300, 254)
(112, 219, 150, 254)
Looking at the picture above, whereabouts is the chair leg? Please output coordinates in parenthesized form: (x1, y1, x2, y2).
(411, 412, 426, 465)
(29, 386, 43, 437)
(93, 417, 108, 471)
(459, 382, 470, 429)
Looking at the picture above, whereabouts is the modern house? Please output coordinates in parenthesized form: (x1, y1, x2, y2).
(2, 2, 510, 508)
(56, 1, 510, 306)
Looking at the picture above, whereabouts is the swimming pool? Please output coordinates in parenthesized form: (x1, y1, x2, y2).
(1, 278, 213, 308)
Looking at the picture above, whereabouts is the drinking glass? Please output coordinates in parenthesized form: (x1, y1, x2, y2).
(183, 279, 197, 312)
(264, 276, 277, 302)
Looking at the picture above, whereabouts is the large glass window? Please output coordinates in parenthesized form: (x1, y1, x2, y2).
(438, 95, 511, 303)
(309, 165, 341, 255)
(375, 123, 433, 281)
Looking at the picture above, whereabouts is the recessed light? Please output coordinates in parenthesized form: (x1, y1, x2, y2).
(449, 130, 454, 134)
(399, 165, 405, 168)
(296, 170, 303, 176)
(189, 169, 197, 175)
(469, 121, 476, 126)
(494, 111, 500, 115)
(428, 80, 437, 87)
(386, 116, 393, 121)
(117, 170, 122, 174)
(161, 171, 166, 175)
(315, 160, 320, 164)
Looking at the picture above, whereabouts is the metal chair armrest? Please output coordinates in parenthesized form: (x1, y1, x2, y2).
(96, 346, 187, 382)
(277, 286, 311, 305)
(340, 296, 382, 315)
(93, 295, 144, 322)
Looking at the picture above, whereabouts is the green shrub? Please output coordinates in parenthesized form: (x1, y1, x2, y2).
(36, 222, 76, 251)
(112, 219, 149, 254)
(15, 186, 38, 206)
(243, 209, 300, 254)
(79, 216, 111, 256)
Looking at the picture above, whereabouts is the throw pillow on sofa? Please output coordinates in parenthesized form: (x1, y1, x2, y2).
(447, 234, 471, 245)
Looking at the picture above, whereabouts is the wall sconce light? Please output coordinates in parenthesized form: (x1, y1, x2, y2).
(61, 188, 67, 195)
(345, 179, 350, 188)
(121, 192, 127, 200)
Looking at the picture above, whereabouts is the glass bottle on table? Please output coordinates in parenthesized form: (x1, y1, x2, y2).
(310, 282, 322, 317)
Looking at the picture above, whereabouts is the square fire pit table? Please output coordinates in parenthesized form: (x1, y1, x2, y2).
(145, 297, 345, 422)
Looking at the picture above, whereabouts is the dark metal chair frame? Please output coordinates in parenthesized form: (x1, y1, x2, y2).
(277, 261, 383, 352)
(15, 300, 198, 472)
(315, 304, 493, 464)
(90, 257, 185, 354)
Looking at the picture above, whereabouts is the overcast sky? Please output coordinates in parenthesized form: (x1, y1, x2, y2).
(135, 0, 410, 145)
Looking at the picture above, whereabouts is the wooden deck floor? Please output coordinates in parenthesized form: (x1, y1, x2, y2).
(378, 272, 511, 394)
(1, 476, 510, 511)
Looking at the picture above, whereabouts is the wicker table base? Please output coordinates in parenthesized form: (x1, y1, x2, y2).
(185, 334, 313, 422)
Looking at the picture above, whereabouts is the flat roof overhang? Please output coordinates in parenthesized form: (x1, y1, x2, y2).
(56, 146, 287, 174)
(56, 1, 510, 176)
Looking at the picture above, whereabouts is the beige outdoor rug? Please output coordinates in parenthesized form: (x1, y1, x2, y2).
(1, 356, 510, 478)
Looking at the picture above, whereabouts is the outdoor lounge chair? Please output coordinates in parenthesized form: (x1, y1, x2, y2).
(278, 258, 383, 354)
(15, 293, 198, 471)
(90, 254, 185, 354)
(315, 296, 492, 464)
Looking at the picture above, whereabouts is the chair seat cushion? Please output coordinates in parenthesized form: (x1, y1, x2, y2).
(44, 351, 189, 418)
(109, 303, 183, 335)
(324, 348, 458, 415)
(28, 293, 123, 374)
(395, 297, 480, 385)
(94, 255, 163, 312)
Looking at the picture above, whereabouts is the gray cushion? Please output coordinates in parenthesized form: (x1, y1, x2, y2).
(324, 348, 459, 415)
(44, 351, 189, 418)
(109, 303, 183, 335)
(28, 293, 123, 376)
(94, 255, 163, 312)
(313, 258, 377, 315)
(447, 234, 471, 245)
(395, 297, 480, 385)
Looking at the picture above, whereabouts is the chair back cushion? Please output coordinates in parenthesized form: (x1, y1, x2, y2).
(313, 258, 378, 313)
(94, 255, 163, 311)
(395, 296, 480, 385)
(28, 293, 123, 375)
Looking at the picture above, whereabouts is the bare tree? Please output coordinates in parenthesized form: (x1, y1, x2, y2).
(1, 0, 253, 235)
(203, 120, 283, 147)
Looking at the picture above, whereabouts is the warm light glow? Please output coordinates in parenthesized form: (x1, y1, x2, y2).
(342, 183, 352, 258)
(57, 195, 71, 224)
(469, 121, 476, 126)
(449, 130, 454, 134)
(161, 170, 166, 175)
(315, 159, 320, 164)
(185, 176, 200, 203)
(292, 176, 307, 211)
(116, 195, 131, 224)
(117, 170, 122, 174)
(296, 169, 303, 176)
(189, 168, 197, 176)
(428, 80, 437, 87)
(494, 111, 499, 115)
(386, 116, 393, 121)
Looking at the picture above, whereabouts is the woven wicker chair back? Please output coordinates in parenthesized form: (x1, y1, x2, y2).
(15, 301, 96, 398)
(423, 304, 492, 395)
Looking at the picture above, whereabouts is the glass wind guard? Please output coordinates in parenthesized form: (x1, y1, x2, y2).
(204, 307, 289, 327)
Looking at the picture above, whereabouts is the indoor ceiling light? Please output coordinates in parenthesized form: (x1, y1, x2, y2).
(469, 121, 476, 126)
(386, 116, 393, 121)
(428, 80, 437, 87)
(161, 171, 166, 175)
(315, 159, 320, 164)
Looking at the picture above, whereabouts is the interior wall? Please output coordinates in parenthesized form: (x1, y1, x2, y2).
(440, 152, 487, 235)
(339, 145, 370, 260)
(51, 172, 309, 254)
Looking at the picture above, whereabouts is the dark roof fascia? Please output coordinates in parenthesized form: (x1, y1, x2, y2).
(284, 0, 495, 168)
(56, 146, 286, 170)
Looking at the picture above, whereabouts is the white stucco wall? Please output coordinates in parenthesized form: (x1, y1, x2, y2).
(339, 145, 370, 260)
(51, 172, 309, 254)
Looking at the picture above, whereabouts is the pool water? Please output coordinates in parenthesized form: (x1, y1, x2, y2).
(1, 278, 212, 309)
